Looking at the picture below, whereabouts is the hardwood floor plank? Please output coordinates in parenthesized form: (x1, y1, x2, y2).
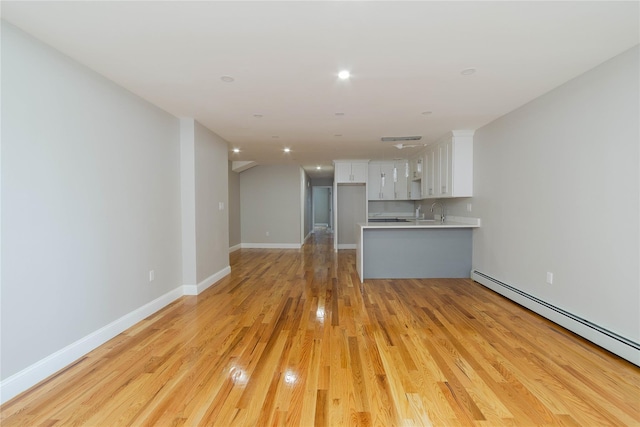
(2, 229, 639, 426)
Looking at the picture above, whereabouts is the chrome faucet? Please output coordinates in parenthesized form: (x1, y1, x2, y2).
(430, 201, 445, 222)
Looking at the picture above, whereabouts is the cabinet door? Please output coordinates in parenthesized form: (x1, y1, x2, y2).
(410, 156, 423, 181)
(423, 147, 436, 198)
(350, 162, 368, 183)
(394, 161, 409, 200)
(379, 163, 395, 200)
(334, 162, 352, 183)
(438, 140, 452, 197)
(368, 164, 382, 200)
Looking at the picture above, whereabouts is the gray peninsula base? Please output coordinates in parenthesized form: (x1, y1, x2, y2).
(362, 228, 472, 279)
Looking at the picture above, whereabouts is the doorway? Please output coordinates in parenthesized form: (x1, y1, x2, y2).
(312, 186, 332, 230)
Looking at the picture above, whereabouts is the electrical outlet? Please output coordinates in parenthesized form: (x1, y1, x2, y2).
(546, 272, 553, 285)
(266, 231, 270, 237)
(466, 203, 472, 212)
(149, 270, 155, 282)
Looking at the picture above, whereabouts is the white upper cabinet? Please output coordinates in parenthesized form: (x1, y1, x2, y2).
(423, 147, 436, 198)
(394, 160, 409, 200)
(350, 162, 368, 183)
(368, 162, 395, 200)
(334, 160, 368, 183)
(368, 161, 411, 200)
(409, 155, 423, 181)
(423, 130, 474, 198)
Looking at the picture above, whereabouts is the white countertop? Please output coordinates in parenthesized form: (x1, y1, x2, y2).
(359, 216, 480, 229)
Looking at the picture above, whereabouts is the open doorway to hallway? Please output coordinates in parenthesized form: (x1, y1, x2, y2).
(312, 186, 332, 232)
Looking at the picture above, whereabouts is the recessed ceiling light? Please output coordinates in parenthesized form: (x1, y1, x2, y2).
(232, 148, 240, 153)
(338, 70, 350, 80)
(220, 76, 235, 83)
(283, 148, 291, 153)
(421, 111, 433, 115)
(460, 68, 476, 76)
(335, 112, 345, 116)
(316, 166, 322, 170)
(272, 135, 279, 139)
(253, 114, 263, 118)
(334, 134, 343, 137)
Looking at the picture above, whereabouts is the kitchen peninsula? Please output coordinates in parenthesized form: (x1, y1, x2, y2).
(355, 217, 480, 282)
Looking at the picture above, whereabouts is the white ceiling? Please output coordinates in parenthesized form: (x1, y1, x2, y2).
(2, 1, 638, 178)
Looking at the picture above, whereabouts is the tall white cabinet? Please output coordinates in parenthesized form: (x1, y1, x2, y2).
(421, 130, 474, 199)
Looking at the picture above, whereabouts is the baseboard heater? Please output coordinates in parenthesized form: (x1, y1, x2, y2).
(471, 270, 640, 366)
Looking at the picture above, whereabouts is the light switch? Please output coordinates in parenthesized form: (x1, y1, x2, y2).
(219, 202, 224, 211)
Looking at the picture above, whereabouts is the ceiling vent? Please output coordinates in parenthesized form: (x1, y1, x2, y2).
(381, 136, 422, 142)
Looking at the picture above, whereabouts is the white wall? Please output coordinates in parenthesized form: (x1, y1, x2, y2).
(311, 177, 333, 187)
(302, 169, 312, 240)
(240, 165, 302, 247)
(194, 122, 229, 283)
(228, 161, 241, 248)
(1, 24, 182, 380)
(471, 46, 639, 345)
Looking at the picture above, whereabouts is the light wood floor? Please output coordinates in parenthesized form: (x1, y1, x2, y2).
(2, 230, 639, 426)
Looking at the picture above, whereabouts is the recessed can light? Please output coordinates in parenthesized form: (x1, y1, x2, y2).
(338, 70, 350, 79)
(335, 112, 345, 116)
(272, 135, 279, 139)
(421, 111, 433, 115)
(253, 114, 263, 118)
(283, 148, 291, 153)
(232, 148, 240, 153)
(316, 166, 322, 170)
(334, 134, 343, 137)
(220, 76, 235, 83)
(460, 68, 476, 76)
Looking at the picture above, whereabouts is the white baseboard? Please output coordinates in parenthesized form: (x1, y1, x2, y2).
(0, 265, 234, 404)
(0, 286, 184, 404)
(241, 243, 302, 249)
(472, 270, 640, 366)
(229, 244, 241, 253)
(304, 231, 312, 242)
(337, 243, 356, 249)
(183, 266, 231, 296)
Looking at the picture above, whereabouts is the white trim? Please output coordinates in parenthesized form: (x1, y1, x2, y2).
(472, 271, 640, 366)
(240, 243, 302, 249)
(304, 231, 313, 242)
(182, 266, 231, 296)
(0, 286, 184, 404)
(0, 265, 235, 404)
(229, 244, 241, 253)
(337, 243, 356, 249)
